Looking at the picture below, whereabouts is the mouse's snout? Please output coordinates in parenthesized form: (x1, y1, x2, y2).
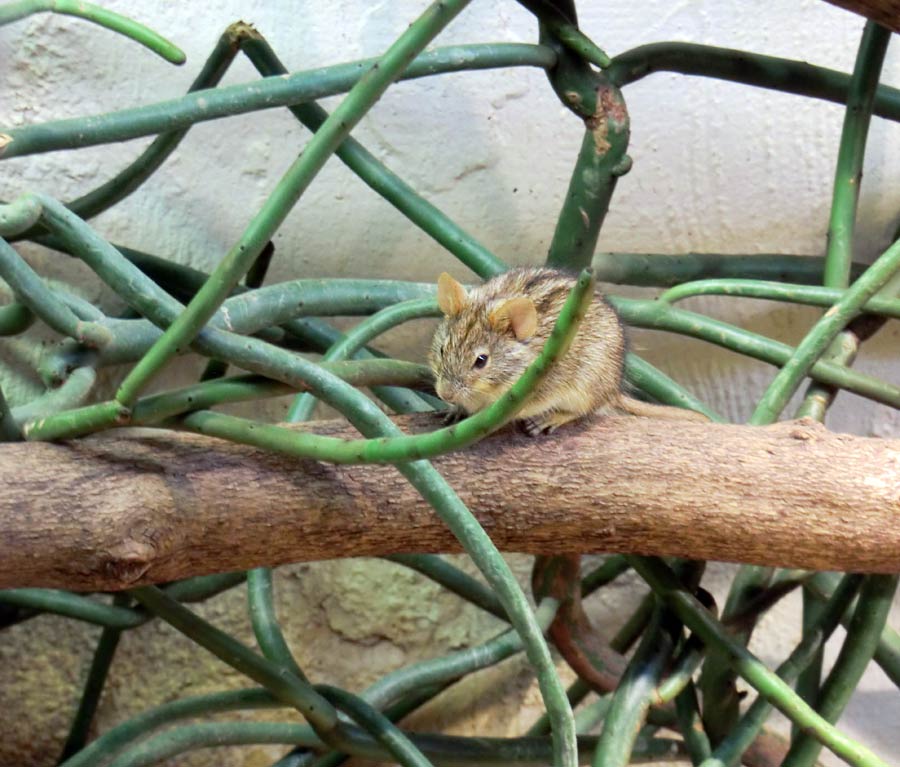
(435, 377, 459, 405)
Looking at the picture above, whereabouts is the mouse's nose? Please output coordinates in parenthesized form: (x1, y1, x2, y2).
(435, 378, 457, 404)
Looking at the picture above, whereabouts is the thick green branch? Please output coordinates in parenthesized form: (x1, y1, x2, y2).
(0, 44, 555, 159)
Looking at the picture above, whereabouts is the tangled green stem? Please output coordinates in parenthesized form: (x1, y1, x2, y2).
(751, 235, 900, 423)
(629, 557, 888, 767)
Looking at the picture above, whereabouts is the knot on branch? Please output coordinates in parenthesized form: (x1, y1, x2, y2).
(102, 540, 157, 585)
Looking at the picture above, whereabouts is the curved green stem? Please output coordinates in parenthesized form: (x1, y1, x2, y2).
(247, 568, 307, 682)
(547, 100, 630, 270)
(162, 572, 248, 603)
(0, 0, 185, 63)
(656, 633, 705, 704)
(288, 298, 438, 421)
(126, 362, 430, 427)
(675, 682, 712, 765)
(606, 41, 900, 121)
(796, 22, 891, 421)
(515, 0, 610, 68)
(623, 353, 723, 422)
(0, 589, 144, 628)
(580, 555, 629, 597)
(57, 688, 283, 767)
(0, 193, 41, 236)
(659, 278, 900, 319)
(824, 22, 890, 288)
(593, 251, 868, 287)
(316, 686, 433, 767)
(363, 598, 557, 711)
(698, 566, 774, 744)
(281, 317, 439, 414)
(0, 574, 246, 629)
(0, 238, 110, 347)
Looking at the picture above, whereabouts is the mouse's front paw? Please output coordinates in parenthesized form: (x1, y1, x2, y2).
(441, 404, 467, 425)
(519, 411, 577, 437)
(519, 417, 555, 437)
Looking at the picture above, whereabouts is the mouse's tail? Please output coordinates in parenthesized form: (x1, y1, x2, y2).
(617, 395, 710, 422)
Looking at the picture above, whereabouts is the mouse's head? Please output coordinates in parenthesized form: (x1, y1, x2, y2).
(429, 272, 538, 414)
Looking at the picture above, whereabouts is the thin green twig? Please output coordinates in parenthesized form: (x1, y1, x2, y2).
(57, 689, 284, 767)
(659, 278, 900, 319)
(593, 251, 869, 287)
(823, 22, 890, 289)
(796, 22, 891, 422)
(516, 0, 610, 68)
(383, 554, 506, 621)
(0, 589, 144, 628)
(615, 297, 900, 409)
(0, 0, 185, 63)
(58, 594, 130, 761)
(247, 568, 308, 682)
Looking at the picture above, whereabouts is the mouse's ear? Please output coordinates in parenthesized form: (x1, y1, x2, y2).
(489, 297, 537, 340)
(437, 273, 468, 316)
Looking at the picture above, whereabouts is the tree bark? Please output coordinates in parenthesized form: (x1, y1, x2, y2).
(823, 1, 900, 32)
(1, 414, 898, 590)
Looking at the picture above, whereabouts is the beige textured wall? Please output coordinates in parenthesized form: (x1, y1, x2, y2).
(1, 1, 900, 765)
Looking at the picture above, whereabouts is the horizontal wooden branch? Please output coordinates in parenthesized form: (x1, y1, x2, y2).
(2, 414, 898, 590)
(823, 0, 900, 32)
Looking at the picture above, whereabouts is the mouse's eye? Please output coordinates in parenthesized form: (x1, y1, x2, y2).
(440, 342, 447, 357)
(473, 353, 489, 369)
